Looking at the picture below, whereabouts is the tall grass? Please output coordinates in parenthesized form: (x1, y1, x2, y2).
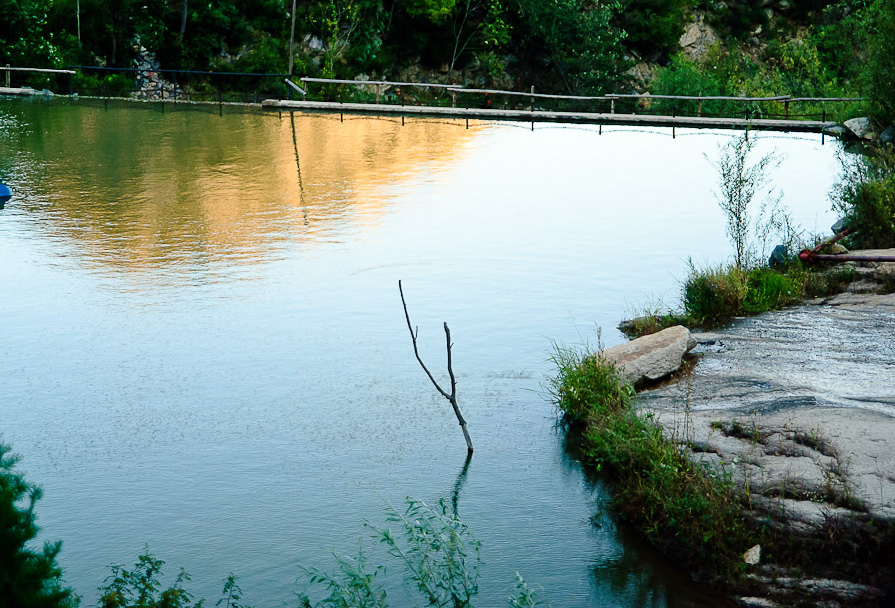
(682, 263, 805, 325)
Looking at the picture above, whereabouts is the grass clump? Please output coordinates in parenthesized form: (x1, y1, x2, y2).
(548, 346, 633, 428)
(620, 258, 863, 338)
(682, 263, 806, 326)
(548, 346, 759, 576)
(297, 497, 548, 608)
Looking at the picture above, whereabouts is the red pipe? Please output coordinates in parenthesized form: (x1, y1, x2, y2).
(800, 253, 895, 263)
(799, 228, 854, 263)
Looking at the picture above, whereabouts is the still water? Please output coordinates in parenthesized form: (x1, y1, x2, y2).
(0, 98, 838, 606)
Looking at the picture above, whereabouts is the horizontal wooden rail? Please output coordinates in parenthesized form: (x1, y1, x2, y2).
(788, 97, 863, 103)
(293, 78, 863, 105)
(2, 66, 76, 75)
(453, 88, 606, 100)
(300, 77, 462, 90)
(608, 93, 791, 102)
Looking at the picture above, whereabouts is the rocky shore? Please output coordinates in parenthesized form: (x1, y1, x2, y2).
(623, 254, 895, 606)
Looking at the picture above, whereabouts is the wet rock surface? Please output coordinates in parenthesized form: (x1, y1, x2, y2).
(637, 292, 895, 606)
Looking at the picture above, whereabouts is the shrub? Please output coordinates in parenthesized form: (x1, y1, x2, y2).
(0, 441, 76, 608)
(98, 548, 200, 608)
(297, 497, 547, 607)
(861, 0, 895, 124)
(682, 264, 805, 324)
(710, 133, 783, 269)
(683, 264, 748, 324)
(831, 148, 895, 249)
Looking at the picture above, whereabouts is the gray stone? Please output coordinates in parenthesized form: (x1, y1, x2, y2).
(831, 216, 850, 233)
(881, 125, 895, 145)
(306, 35, 324, 51)
(639, 293, 895, 519)
(744, 544, 761, 565)
(843, 117, 877, 140)
(603, 325, 696, 386)
(822, 124, 847, 138)
(768, 244, 788, 268)
(678, 12, 719, 60)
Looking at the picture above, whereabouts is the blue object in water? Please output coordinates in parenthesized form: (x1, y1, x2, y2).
(0, 183, 11, 205)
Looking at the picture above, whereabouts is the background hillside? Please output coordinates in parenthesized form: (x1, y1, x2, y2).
(1, 0, 893, 122)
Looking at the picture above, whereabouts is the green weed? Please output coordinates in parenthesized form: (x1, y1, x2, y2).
(682, 263, 805, 325)
(547, 345, 633, 428)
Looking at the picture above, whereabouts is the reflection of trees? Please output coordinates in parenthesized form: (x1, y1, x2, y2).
(560, 430, 736, 608)
(592, 521, 737, 608)
(3, 102, 476, 272)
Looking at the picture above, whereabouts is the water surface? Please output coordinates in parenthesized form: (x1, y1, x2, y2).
(0, 98, 838, 606)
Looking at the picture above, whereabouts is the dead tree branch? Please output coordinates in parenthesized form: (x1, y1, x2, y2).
(399, 280, 473, 454)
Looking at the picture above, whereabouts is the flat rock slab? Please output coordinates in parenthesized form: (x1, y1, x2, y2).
(639, 293, 895, 519)
(603, 325, 696, 386)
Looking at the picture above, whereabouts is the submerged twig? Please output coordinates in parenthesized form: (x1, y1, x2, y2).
(399, 280, 473, 454)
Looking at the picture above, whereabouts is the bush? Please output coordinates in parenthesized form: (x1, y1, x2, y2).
(297, 497, 548, 607)
(98, 548, 201, 608)
(0, 441, 76, 608)
(831, 148, 895, 249)
(861, 0, 895, 124)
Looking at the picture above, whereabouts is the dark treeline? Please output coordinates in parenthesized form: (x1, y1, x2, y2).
(0, 0, 890, 101)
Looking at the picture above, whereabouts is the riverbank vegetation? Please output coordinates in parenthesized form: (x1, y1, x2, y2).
(2, 0, 894, 122)
(549, 348, 759, 577)
(620, 127, 895, 339)
(550, 340, 895, 604)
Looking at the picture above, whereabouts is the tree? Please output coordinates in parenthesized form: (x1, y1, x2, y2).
(861, 0, 895, 124)
(511, 0, 626, 94)
(615, 0, 687, 60)
(0, 441, 76, 608)
(0, 0, 62, 68)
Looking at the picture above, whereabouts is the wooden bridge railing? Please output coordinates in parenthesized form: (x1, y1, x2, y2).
(293, 76, 863, 121)
(2, 65, 76, 89)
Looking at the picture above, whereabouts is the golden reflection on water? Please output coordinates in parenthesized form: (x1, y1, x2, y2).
(7, 104, 480, 275)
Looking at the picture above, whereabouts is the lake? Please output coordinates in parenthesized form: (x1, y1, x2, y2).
(0, 97, 838, 606)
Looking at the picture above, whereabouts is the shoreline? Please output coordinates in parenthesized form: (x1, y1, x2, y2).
(640, 288, 895, 606)
(557, 252, 895, 607)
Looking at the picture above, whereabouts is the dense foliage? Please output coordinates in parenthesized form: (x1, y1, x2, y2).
(831, 147, 895, 249)
(2, 0, 893, 103)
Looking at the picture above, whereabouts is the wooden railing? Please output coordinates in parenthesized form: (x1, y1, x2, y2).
(293, 76, 863, 121)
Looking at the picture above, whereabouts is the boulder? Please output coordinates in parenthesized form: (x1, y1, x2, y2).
(679, 12, 719, 61)
(843, 117, 877, 140)
(881, 125, 895, 146)
(603, 326, 696, 386)
(822, 124, 847, 138)
(831, 216, 851, 233)
(768, 244, 788, 268)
